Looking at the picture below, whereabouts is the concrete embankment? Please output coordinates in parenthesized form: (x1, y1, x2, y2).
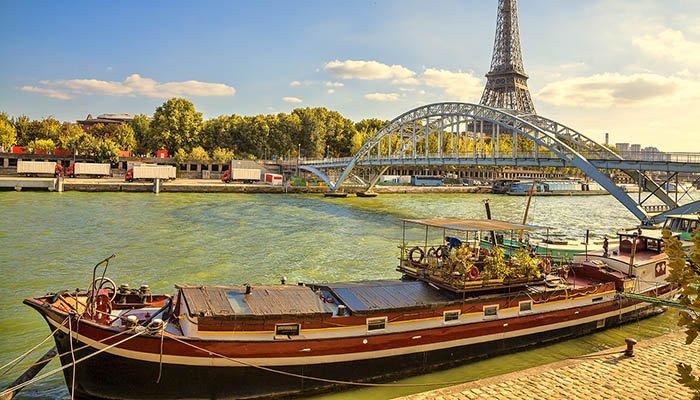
(55, 178, 491, 194)
(395, 331, 698, 400)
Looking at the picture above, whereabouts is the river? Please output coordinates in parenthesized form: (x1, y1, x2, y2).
(0, 192, 679, 399)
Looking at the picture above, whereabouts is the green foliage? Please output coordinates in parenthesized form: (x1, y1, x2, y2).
(12, 115, 32, 145)
(664, 228, 700, 398)
(173, 148, 188, 166)
(211, 147, 235, 162)
(189, 146, 209, 162)
(27, 138, 56, 153)
(509, 246, 542, 280)
(483, 246, 511, 280)
(678, 363, 700, 400)
(151, 98, 203, 153)
(129, 114, 152, 155)
(92, 140, 120, 163)
(57, 123, 86, 151)
(0, 116, 17, 150)
(88, 123, 136, 152)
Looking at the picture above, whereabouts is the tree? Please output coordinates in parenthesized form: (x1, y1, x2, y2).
(150, 98, 203, 153)
(12, 115, 32, 146)
(189, 146, 210, 162)
(0, 115, 17, 150)
(57, 123, 86, 151)
(27, 138, 56, 153)
(211, 147, 234, 162)
(173, 148, 188, 166)
(664, 228, 700, 399)
(88, 123, 136, 152)
(129, 114, 153, 155)
(200, 115, 238, 151)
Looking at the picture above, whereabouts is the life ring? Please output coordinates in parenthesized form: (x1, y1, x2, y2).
(435, 246, 448, 259)
(427, 247, 438, 259)
(409, 247, 425, 263)
(467, 266, 480, 281)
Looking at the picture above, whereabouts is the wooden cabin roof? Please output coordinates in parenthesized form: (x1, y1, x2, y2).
(323, 280, 457, 312)
(177, 284, 330, 318)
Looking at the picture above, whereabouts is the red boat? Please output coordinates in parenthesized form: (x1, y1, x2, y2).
(22, 219, 676, 399)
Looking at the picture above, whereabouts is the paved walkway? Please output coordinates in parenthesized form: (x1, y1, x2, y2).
(397, 332, 698, 400)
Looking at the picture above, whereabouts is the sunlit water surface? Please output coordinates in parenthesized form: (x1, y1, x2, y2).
(0, 192, 680, 399)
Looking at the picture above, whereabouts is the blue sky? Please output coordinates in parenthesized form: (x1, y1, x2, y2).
(1, 0, 699, 151)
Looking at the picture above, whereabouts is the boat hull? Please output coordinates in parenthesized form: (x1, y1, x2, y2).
(37, 301, 666, 399)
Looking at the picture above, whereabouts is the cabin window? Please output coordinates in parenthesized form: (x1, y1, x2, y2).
(519, 300, 533, 314)
(275, 323, 300, 336)
(592, 296, 603, 303)
(483, 305, 499, 319)
(367, 317, 387, 332)
(690, 221, 698, 231)
(443, 310, 460, 323)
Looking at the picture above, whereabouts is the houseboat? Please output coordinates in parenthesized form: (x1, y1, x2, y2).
(507, 180, 607, 196)
(20, 219, 676, 399)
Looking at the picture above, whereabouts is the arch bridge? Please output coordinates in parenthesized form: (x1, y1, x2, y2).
(300, 102, 700, 224)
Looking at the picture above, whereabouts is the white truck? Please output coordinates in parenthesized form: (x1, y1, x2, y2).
(66, 163, 111, 178)
(17, 160, 62, 176)
(221, 168, 261, 183)
(125, 164, 176, 182)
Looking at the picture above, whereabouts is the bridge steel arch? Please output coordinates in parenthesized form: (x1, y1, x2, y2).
(307, 102, 653, 222)
(520, 114, 678, 210)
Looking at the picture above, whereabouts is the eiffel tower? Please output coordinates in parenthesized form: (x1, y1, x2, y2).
(480, 0, 536, 114)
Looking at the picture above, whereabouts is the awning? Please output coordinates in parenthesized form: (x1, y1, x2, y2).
(402, 218, 542, 232)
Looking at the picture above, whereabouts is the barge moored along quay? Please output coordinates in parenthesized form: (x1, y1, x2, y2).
(19, 219, 676, 399)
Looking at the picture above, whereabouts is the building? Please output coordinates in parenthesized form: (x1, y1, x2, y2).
(77, 113, 134, 130)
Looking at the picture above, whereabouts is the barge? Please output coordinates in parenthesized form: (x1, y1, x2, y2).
(22, 219, 676, 399)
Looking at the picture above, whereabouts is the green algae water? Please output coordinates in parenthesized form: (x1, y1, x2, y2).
(0, 192, 679, 399)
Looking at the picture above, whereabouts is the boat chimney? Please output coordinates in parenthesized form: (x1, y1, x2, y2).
(245, 284, 252, 295)
(337, 305, 347, 316)
(280, 276, 287, 285)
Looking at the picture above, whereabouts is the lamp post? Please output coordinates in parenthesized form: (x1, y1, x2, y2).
(296, 143, 301, 177)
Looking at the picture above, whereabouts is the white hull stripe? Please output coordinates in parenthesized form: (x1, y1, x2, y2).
(46, 302, 651, 367)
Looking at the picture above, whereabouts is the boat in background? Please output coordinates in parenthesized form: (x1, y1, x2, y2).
(21, 218, 676, 399)
(507, 180, 608, 196)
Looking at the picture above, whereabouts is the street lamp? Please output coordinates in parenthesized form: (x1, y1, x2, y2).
(296, 143, 301, 177)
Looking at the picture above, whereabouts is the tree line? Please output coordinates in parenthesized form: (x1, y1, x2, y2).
(0, 98, 388, 163)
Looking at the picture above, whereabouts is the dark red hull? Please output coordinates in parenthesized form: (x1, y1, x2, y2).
(28, 296, 667, 399)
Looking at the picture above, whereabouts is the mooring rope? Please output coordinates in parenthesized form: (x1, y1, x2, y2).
(0, 327, 146, 398)
(0, 316, 68, 377)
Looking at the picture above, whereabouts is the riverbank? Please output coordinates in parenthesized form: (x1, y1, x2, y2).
(3, 177, 493, 194)
(396, 330, 697, 400)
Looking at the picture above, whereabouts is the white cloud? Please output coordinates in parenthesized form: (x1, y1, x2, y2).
(633, 29, 700, 68)
(325, 81, 344, 87)
(283, 96, 303, 103)
(20, 74, 235, 99)
(327, 89, 335, 94)
(364, 92, 400, 102)
(419, 68, 482, 101)
(19, 86, 73, 100)
(535, 72, 698, 107)
(325, 60, 415, 80)
(289, 80, 301, 87)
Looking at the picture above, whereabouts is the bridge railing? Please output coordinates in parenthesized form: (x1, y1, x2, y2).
(301, 150, 700, 165)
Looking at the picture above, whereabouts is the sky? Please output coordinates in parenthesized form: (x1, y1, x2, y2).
(1, 0, 699, 152)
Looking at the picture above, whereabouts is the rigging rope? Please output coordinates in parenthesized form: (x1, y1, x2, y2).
(0, 317, 68, 376)
(0, 327, 146, 398)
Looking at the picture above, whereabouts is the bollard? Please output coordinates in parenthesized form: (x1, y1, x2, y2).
(624, 338, 637, 357)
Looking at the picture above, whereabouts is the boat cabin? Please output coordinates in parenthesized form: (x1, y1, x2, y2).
(397, 218, 549, 293)
(662, 213, 699, 241)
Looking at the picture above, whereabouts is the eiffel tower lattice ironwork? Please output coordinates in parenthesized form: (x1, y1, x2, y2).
(480, 0, 536, 114)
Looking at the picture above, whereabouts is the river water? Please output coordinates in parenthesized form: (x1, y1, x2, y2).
(0, 192, 680, 399)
